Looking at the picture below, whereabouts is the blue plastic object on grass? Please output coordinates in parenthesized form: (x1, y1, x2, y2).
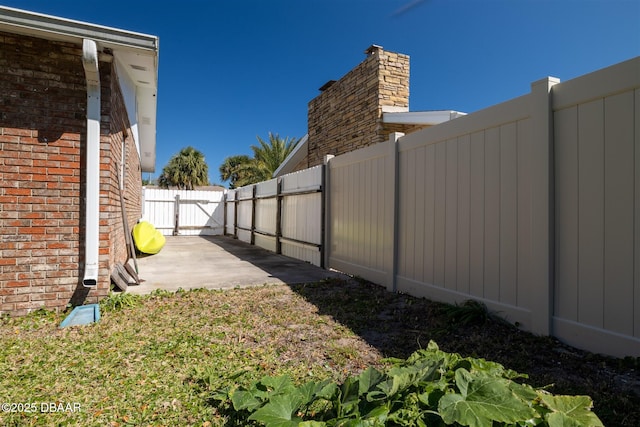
(59, 304, 100, 328)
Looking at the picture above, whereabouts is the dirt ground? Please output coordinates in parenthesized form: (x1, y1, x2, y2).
(283, 279, 640, 427)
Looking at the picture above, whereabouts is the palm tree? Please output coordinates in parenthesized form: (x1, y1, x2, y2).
(251, 133, 298, 179)
(218, 154, 253, 189)
(219, 133, 298, 188)
(158, 146, 209, 190)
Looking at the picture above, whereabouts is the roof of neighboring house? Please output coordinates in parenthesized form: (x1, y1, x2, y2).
(273, 110, 466, 178)
(381, 107, 467, 125)
(0, 6, 159, 172)
(273, 134, 308, 177)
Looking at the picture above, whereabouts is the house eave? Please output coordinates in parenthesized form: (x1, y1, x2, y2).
(0, 6, 157, 51)
(0, 5, 159, 173)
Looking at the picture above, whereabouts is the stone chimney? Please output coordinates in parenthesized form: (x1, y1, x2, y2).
(306, 45, 410, 168)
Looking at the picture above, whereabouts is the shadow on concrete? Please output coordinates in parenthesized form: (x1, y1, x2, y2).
(130, 235, 345, 294)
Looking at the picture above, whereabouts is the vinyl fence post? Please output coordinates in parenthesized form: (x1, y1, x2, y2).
(173, 194, 180, 236)
(222, 192, 227, 236)
(233, 192, 238, 239)
(389, 133, 403, 293)
(251, 185, 256, 245)
(276, 178, 283, 254)
(529, 77, 559, 336)
(322, 155, 334, 270)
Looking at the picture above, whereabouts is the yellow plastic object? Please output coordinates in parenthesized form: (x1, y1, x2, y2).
(132, 221, 166, 254)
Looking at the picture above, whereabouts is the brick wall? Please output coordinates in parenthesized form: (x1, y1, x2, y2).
(306, 45, 410, 168)
(0, 31, 140, 316)
(103, 69, 142, 279)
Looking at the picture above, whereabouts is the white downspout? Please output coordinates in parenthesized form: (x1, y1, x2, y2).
(82, 39, 100, 287)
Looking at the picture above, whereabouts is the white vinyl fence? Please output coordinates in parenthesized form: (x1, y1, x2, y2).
(325, 57, 640, 358)
(223, 57, 640, 357)
(224, 166, 324, 266)
(142, 188, 225, 236)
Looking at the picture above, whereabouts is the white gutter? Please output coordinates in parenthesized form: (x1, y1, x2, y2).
(81, 39, 100, 287)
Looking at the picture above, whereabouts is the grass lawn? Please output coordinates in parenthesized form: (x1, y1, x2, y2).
(1, 278, 638, 426)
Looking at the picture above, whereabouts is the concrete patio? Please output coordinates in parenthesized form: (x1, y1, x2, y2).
(127, 235, 345, 294)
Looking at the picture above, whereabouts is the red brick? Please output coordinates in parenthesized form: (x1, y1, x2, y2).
(2, 173, 23, 181)
(19, 227, 45, 234)
(31, 249, 58, 257)
(4, 220, 29, 227)
(4, 264, 30, 272)
(44, 299, 67, 308)
(16, 286, 42, 294)
(32, 219, 58, 227)
(4, 128, 32, 137)
(5, 158, 32, 167)
(47, 242, 72, 249)
(17, 241, 46, 249)
(16, 301, 45, 310)
(1, 165, 20, 174)
(6, 280, 29, 288)
(31, 292, 57, 301)
(58, 147, 78, 155)
(0, 303, 16, 312)
(5, 188, 31, 196)
(18, 181, 46, 190)
(18, 271, 46, 280)
(18, 166, 46, 174)
(60, 176, 79, 183)
(0, 135, 20, 143)
(47, 168, 74, 176)
(46, 270, 73, 278)
(4, 294, 29, 303)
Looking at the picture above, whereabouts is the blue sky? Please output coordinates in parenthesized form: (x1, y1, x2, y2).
(3, 0, 639, 185)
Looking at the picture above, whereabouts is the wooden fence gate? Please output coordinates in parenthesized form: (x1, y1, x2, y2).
(142, 188, 225, 236)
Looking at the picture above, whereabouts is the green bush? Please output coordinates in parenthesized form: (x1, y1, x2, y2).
(212, 341, 603, 427)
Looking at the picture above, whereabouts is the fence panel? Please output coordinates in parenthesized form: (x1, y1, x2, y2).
(236, 185, 254, 244)
(255, 179, 278, 252)
(223, 166, 324, 266)
(142, 188, 225, 236)
(394, 92, 537, 331)
(280, 166, 324, 266)
(552, 57, 640, 356)
(225, 189, 236, 235)
(327, 142, 396, 289)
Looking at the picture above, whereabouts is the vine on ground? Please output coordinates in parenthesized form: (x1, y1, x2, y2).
(212, 341, 603, 427)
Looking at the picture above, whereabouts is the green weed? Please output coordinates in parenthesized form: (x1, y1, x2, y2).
(99, 291, 142, 312)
